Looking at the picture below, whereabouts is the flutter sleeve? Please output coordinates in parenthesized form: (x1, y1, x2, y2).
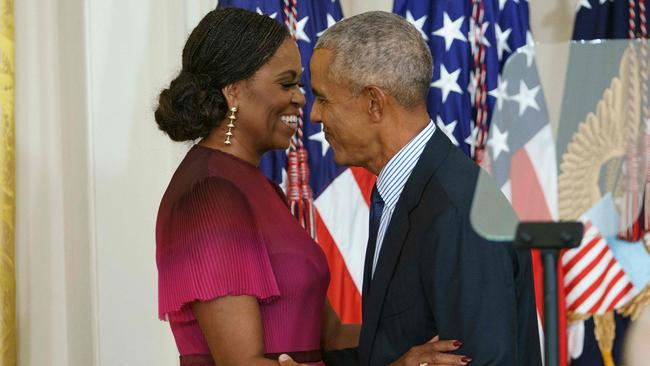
(157, 177, 280, 322)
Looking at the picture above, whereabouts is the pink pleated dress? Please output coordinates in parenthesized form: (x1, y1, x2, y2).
(156, 145, 330, 365)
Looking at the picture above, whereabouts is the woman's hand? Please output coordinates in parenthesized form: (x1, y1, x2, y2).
(389, 336, 472, 366)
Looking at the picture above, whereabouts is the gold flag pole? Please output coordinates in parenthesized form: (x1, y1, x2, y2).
(0, 0, 15, 365)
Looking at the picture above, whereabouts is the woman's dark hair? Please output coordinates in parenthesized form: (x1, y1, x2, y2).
(155, 7, 290, 141)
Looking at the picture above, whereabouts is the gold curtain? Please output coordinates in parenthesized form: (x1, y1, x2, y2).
(0, 0, 14, 365)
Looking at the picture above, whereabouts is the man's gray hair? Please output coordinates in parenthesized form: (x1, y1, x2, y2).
(315, 11, 433, 108)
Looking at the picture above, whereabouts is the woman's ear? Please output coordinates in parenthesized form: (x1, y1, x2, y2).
(222, 82, 240, 108)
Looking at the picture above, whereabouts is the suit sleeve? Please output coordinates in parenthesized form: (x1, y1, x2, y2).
(419, 207, 523, 365)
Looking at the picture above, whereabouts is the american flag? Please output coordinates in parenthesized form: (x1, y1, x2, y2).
(561, 192, 643, 365)
(393, 0, 534, 159)
(573, 0, 645, 40)
(563, 220, 635, 315)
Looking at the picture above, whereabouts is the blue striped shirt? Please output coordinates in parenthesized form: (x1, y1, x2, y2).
(372, 121, 436, 276)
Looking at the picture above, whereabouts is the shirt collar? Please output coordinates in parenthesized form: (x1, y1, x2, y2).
(376, 121, 436, 208)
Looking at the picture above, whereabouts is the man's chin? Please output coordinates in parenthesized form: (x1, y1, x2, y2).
(331, 151, 347, 166)
(332, 152, 360, 168)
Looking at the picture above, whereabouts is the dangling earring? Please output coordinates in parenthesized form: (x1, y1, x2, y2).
(224, 106, 237, 145)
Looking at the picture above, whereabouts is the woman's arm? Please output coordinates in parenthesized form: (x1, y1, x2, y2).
(320, 300, 361, 351)
(192, 295, 280, 366)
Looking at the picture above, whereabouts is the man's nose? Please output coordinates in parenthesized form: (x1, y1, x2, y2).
(310, 102, 322, 124)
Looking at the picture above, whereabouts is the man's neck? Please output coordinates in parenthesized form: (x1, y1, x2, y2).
(366, 107, 431, 175)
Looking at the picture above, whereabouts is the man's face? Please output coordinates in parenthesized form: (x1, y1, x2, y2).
(309, 49, 376, 167)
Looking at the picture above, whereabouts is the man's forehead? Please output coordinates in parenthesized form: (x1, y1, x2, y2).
(312, 49, 334, 67)
(311, 51, 336, 87)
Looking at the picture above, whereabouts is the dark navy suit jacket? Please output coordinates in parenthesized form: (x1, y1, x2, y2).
(325, 130, 542, 366)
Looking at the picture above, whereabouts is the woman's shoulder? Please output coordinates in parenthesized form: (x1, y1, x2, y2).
(163, 147, 273, 221)
(178, 175, 252, 214)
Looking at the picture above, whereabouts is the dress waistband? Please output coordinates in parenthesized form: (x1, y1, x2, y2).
(179, 350, 322, 365)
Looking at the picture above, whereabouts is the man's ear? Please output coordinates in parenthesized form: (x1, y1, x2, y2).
(364, 85, 386, 121)
(222, 82, 240, 108)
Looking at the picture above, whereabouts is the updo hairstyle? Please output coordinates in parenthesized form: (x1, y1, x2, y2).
(155, 7, 290, 141)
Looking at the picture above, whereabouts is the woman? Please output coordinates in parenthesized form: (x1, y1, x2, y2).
(155, 7, 466, 366)
(155, 7, 352, 365)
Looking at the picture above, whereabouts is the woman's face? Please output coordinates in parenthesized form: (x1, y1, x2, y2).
(233, 38, 306, 154)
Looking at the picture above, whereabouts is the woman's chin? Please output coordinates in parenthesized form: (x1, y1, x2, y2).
(269, 141, 291, 152)
(266, 133, 300, 152)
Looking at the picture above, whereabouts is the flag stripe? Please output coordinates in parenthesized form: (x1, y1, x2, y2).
(510, 149, 553, 221)
(587, 269, 624, 313)
(561, 224, 597, 264)
(599, 272, 633, 312)
(315, 210, 362, 323)
(349, 167, 376, 207)
(568, 256, 616, 309)
(523, 125, 559, 220)
(314, 169, 369, 293)
(562, 218, 636, 316)
(565, 247, 611, 295)
(563, 236, 605, 283)
(562, 236, 601, 274)
(577, 260, 622, 312)
(602, 282, 634, 312)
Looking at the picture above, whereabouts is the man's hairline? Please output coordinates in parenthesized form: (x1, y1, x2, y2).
(313, 45, 363, 96)
(313, 43, 428, 107)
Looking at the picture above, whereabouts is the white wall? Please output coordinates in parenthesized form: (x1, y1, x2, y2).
(16, 0, 95, 364)
(340, 0, 391, 15)
(16, 1, 214, 365)
(14, 1, 576, 365)
(85, 2, 210, 365)
(86, 2, 226, 365)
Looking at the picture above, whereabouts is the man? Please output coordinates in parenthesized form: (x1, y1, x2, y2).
(305, 11, 541, 366)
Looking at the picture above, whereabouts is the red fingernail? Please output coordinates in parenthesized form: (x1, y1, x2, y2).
(453, 340, 463, 347)
(461, 356, 472, 363)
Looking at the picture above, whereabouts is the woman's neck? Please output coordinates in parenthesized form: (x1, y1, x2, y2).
(199, 127, 262, 166)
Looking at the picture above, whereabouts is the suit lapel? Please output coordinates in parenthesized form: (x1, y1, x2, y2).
(358, 130, 454, 365)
